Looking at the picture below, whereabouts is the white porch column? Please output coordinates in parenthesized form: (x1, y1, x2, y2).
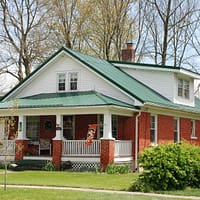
(102, 112, 114, 139)
(17, 115, 27, 140)
(53, 114, 63, 140)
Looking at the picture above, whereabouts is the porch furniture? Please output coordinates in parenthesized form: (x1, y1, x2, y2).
(39, 139, 51, 155)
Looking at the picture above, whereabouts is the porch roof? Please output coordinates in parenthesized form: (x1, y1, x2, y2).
(0, 91, 136, 110)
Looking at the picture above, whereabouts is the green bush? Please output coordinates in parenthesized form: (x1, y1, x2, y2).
(130, 142, 200, 191)
(43, 161, 56, 171)
(61, 161, 72, 171)
(105, 163, 130, 174)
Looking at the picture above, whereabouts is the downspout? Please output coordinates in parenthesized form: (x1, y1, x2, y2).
(135, 111, 141, 172)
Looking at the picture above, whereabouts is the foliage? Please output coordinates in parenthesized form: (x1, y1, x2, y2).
(43, 161, 56, 171)
(130, 142, 200, 191)
(105, 163, 131, 174)
(61, 161, 72, 171)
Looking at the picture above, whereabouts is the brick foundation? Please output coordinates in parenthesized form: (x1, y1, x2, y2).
(52, 140, 62, 170)
(100, 139, 115, 170)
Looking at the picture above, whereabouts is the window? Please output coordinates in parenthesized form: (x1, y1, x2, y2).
(97, 114, 118, 139)
(97, 115, 103, 138)
(63, 115, 74, 140)
(191, 120, 196, 138)
(174, 118, 180, 143)
(26, 116, 40, 141)
(178, 78, 189, 99)
(58, 73, 66, 91)
(112, 115, 118, 139)
(150, 115, 157, 145)
(69, 72, 78, 91)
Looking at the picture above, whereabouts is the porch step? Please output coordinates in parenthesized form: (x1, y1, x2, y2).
(12, 159, 47, 171)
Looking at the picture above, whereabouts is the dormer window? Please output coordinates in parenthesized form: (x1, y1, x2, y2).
(178, 78, 189, 99)
(69, 72, 78, 91)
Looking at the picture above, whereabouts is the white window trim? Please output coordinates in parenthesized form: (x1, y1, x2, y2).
(174, 118, 180, 143)
(57, 72, 66, 92)
(68, 71, 79, 91)
(150, 115, 157, 146)
(191, 120, 197, 139)
(177, 78, 190, 99)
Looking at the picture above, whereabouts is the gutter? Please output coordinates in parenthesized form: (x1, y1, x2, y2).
(135, 111, 141, 172)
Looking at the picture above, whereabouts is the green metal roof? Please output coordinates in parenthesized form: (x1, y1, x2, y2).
(62, 47, 172, 105)
(1, 46, 200, 114)
(0, 91, 136, 109)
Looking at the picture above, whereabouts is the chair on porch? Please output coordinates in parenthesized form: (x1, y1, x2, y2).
(39, 138, 51, 155)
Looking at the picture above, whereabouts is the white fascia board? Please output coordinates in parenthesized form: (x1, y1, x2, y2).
(143, 103, 200, 119)
(179, 69, 200, 79)
(114, 63, 200, 79)
(0, 105, 138, 117)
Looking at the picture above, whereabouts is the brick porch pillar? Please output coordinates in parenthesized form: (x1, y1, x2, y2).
(15, 115, 29, 161)
(52, 115, 63, 170)
(15, 140, 28, 161)
(52, 140, 62, 170)
(100, 112, 115, 170)
(100, 139, 115, 170)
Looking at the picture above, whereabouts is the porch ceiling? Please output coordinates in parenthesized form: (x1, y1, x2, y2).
(0, 91, 137, 112)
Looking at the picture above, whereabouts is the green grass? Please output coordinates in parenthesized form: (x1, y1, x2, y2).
(0, 171, 135, 190)
(0, 170, 199, 199)
(0, 188, 186, 200)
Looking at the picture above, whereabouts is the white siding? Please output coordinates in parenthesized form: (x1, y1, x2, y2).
(121, 67, 195, 107)
(122, 68, 175, 101)
(13, 54, 135, 105)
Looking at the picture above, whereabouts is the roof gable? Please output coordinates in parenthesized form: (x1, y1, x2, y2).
(0, 47, 174, 107)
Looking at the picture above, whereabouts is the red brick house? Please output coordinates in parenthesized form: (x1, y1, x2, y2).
(0, 44, 200, 170)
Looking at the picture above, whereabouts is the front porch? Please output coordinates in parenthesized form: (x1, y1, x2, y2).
(22, 139, 133, 170)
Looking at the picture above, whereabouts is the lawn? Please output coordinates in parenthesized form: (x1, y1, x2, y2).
(0, 188, 185, 200)
(0, 170, 199, 200)
(0, 170, 135, 190)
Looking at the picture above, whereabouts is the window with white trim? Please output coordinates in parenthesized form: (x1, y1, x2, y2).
(174, 118, 180, 143)
(26, 116, 40, 141)
(178, 78, 189, 99)
(69, 72, 78, 91)
(150, 115, 157, 145)
(191, 120, 196, 138)
(58, 73, 66, 91)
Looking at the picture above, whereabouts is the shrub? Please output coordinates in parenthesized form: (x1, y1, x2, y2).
(61, 161, 72, 171)
(130, 142, 200, 191)
(105, 163, 130, 174)
(43, 161, 56, 171)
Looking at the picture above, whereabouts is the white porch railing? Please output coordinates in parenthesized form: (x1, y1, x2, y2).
(62, 140, 100, 156)
(114, 140, 132, 157)
(0, 140, 15, 156)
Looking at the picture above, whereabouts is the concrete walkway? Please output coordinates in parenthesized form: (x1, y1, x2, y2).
(0, 184, 200, 200)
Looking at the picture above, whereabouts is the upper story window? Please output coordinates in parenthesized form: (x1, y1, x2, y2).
(69, 72, 78, 91)
(178, 78, 189, 99)
(150, 115, 157, 145)
(58, 73, 66, 91)
(57, 72, 79, 92)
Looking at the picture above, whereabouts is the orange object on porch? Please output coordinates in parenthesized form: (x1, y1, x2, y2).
(85, 124, 98, 146)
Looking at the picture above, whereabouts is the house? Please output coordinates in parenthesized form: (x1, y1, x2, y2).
(0, 43, 200, 170)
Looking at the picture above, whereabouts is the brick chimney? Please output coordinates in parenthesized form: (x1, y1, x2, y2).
(121, 42, 135, 62)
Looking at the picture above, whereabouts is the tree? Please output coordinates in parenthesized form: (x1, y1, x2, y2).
(0, 0, 51, 81)
(81, 0, 135, 60)
(134, 0, 200, 67)
(44, 0, 80, 49)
